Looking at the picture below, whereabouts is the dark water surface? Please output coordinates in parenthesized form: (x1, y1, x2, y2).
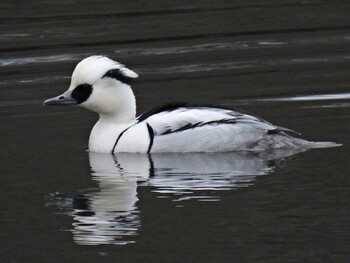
(1, 1, 349, 262)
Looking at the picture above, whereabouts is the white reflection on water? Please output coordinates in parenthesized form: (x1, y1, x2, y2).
(0, 54, 80, 67)
(113, 33, 350, 57)
(47, 150, 299, 245)
(257, 92, 350, 102)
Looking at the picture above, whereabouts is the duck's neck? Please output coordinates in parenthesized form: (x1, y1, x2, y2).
(89, 115, 136, 153)
(99, 83, 137, 125)
(98, 105, 136, 125)
(88, 86, 137, 153)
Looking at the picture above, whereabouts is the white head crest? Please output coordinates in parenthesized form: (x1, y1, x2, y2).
(70, 55, 138, 88)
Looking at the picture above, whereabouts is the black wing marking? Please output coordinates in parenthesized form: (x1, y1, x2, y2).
(137, 102, 188, 123)
(146, 123, 154, 153)
(160, 119, 237, 135)
(137, 103, 301, 141)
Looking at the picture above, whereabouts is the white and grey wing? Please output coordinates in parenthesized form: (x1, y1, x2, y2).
(138, 105, 280, 152)
(151, 122, 270, 152)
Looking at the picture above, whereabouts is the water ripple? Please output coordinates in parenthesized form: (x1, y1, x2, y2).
(139, 61, 256, 74)
(257, 93, 350, 102)
(0, 54, 81, 67)
(114, 34, 350, 57)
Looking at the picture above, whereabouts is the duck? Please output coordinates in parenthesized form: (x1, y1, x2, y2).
(44, 55, 339, 153)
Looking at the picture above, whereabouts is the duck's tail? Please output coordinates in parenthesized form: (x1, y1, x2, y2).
(260, 132, 342, 150)
(306, 141, 342, 149)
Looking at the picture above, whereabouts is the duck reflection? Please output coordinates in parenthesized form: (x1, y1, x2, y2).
(70, 153, 148, 245)
(49, 150, 295, 245)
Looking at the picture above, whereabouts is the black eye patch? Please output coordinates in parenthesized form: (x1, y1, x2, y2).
(103, 69, 133, 85)
(71, 84, 93, 104)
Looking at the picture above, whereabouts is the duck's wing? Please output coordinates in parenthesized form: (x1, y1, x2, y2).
(137, 103, 289, 152)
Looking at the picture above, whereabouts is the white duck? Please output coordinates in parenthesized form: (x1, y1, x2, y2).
(44, 55, 339, 153)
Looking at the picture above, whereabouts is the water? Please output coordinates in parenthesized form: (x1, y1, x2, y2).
(1, 1, 349, 262)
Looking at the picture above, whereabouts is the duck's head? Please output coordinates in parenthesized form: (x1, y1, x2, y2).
(44, 56, 138, 119)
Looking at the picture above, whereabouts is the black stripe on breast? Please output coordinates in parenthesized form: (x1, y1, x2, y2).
(111, 126, 132, 154)
(146, 123, 154, 153)
(161, 119, 237, 135)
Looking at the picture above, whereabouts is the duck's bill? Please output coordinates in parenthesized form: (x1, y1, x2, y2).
(43, 91, 78, 106)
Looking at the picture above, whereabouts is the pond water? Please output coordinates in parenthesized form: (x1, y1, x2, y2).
(0, 1, 349, 262)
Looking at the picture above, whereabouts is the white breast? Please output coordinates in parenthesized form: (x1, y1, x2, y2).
(89, 120, 132, 153)
(114, 122, 150, 153)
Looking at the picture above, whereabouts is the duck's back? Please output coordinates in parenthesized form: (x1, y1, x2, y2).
(114, 103, 331, 153)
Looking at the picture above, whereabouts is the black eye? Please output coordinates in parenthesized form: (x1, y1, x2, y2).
(71, 84, 93, 104)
